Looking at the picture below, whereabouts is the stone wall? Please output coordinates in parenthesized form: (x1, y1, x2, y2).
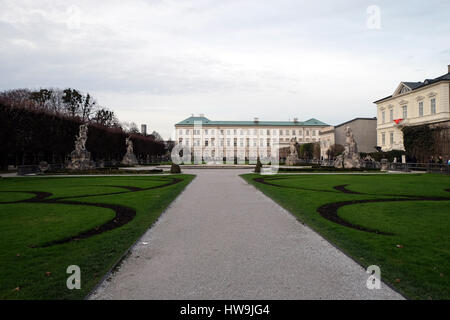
(335, 118, 377, 153)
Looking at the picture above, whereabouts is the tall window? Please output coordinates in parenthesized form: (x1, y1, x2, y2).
(382, 111, 385, 124)
(431, 98, 436, 114)
(389, 109, 393, 122)
(205, 140, 208, 147)
(390, 132, 394, 145)
(419, 101, 424, 116)
(279, 129, 283, 135)
(381, 133, 386, 145)
(402, 105, 408, 119)
(185, 129, 190, 134)
(267, 129, 270, 135)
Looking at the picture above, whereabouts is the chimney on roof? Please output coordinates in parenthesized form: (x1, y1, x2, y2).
(141, 124, 147, 136)
(254, 117, 259, 123)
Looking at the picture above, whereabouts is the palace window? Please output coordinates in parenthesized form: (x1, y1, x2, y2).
(381, 133, 385, 145)
(267, 138, 270, 147)
(390, 132, 394, 145)
(234, 138, 237, 147)
(419, 102, 424, 116)
(431, 98, 436, 114)
(389, 109, 393, 122)
(211, 129, 215, 135)
(227, 129, 230, 135)
(382, 111, 385, 124)
(267, 129, 270, 135)
(240, 138, 244, 147)
(205, 140, 209, 147)
(227, 138, 231, 147)
(279, 129, 283, 135)
(185, 139, 190, 146)
(234, 129, 237, 135)
(253, 129, 258, 135)
(185, 129, 190, 134)
(402, 106, 408, 119)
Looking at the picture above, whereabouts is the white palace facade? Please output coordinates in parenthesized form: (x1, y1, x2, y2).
(374, 65, 450, 151)
(174, 115, 328, 160)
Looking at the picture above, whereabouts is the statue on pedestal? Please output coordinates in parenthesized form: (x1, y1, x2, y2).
(121, 136, 138, 165)
(286, 137, 300, 166)
(334, 127, 364, 169)
(67, 124, 95, 170)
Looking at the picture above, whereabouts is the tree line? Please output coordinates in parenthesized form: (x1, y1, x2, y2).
(0, 88, 166, 170)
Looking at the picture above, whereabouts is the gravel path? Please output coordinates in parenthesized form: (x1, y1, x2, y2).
(89, 169, 403, 300)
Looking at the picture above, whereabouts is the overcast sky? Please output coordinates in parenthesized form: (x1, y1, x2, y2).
(1, 0, 449, 139)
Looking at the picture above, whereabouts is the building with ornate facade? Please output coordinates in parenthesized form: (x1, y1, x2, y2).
(374, 65, 450, 151)
(174, 115, 328, 160)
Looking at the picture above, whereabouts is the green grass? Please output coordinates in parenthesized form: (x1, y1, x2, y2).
(242, 173, 450, 300)
(0, 175, 194, 299)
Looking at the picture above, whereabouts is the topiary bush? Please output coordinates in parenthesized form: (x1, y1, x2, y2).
(170, 163, 181, 173)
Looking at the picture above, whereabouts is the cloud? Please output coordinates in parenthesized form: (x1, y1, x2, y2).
(0, 0, 449, 139)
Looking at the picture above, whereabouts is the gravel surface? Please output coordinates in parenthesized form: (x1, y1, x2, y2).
(89, 169, 404, 300)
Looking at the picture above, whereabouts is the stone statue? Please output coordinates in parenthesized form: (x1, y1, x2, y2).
(334, 127, 364, 169)
(67, 124, 95, 170)
(121, 136, 138, 165)
(286, 137, 300, 166)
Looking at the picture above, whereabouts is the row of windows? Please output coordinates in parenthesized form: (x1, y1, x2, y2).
(381, 98, 436, 124)
(381, 132, 395, 146)
(178, 128, 318, 136)
(178, 137, 317, 147)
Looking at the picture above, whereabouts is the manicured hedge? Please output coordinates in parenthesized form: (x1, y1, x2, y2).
(0, 102, 165, 170)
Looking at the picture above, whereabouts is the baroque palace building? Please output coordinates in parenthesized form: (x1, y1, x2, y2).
(174, 115, 328, 160)
(374, 65, 450, 151)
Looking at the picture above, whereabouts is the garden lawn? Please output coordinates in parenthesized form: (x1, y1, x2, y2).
(0, 175, 194, 299)
(242, 173, 450, 300)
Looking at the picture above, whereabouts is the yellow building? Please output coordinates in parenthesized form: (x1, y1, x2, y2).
(374, 65, 450, 151)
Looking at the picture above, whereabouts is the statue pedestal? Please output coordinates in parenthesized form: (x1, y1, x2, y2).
(122, 152, 138, 166)
(67, 150, 95, 170)
(286, 154, 300, 166)
(334, 154, 363, 169)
